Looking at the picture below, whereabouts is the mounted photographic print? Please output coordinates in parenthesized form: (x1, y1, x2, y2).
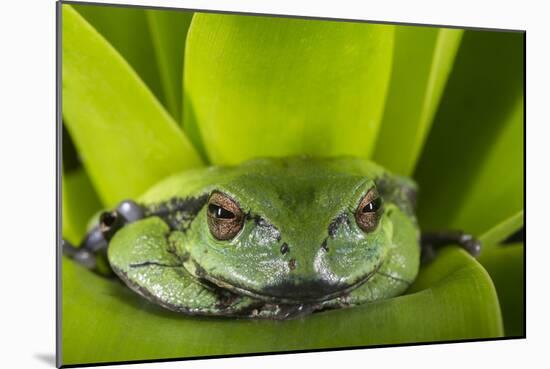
(58, 0, 525, 366)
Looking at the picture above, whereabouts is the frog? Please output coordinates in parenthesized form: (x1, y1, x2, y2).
(63, 156, 480, 319)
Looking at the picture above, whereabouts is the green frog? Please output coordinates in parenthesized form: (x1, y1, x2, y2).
(63, 157, 480, 319)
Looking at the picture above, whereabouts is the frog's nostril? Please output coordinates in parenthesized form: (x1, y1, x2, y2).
(280, 242, 290, 255)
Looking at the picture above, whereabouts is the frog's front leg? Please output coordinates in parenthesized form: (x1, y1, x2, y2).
(108, 217, 262, 316)
(62, 239, 99, 271)
(421, 230, 481, 264)
(62, 200, 145, 275)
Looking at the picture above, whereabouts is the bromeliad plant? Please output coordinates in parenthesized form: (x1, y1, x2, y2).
(61, 3, 524, 366)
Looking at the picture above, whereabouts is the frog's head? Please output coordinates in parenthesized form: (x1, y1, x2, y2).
(178, 158, 395, 304)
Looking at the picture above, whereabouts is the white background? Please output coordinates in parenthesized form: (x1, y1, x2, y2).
(0, 0, 547, 368)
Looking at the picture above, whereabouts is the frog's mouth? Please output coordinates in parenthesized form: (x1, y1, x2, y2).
(202, 262, 383, 304)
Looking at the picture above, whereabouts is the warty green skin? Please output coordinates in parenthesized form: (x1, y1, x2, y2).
(107, 157, 420, 319)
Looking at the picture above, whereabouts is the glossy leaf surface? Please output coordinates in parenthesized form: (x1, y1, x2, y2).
(373, 27, 463, 176)
(184, 14, 394, 164)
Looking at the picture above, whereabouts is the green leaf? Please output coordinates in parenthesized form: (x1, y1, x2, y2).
(478, 243, 524, 336)
(475, 212, 524, 336)
(62, 168, 102, 245)
(414, 30, 524, 235)
(73, 3, 165, 106)
(146, 9, 194, 122)
(479, 210, 524, 254)
(62, 5, 203, 207)
(62, 247, 502, 365)
(373, 27, 463, 176)
(184, 14, 394, 165)
(447, 99, 524, 234)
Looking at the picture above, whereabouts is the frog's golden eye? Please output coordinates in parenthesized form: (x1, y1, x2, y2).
(207, 192, 244, 240)
(355, 188, 382, 233)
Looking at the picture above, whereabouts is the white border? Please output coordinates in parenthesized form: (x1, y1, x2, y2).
(62, 0, 529, 30)
(1, 0, 547, 368)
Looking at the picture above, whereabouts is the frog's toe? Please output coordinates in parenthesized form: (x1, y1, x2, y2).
(99, 200, 146, 241)
(81, 225, 108, 252)
(459, 234, 481, 257)
(421, 230, 482, 263)
(116, 200, 145, 223)
(62, 239, 97, 270)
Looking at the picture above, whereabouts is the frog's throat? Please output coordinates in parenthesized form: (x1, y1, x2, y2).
(194, 261, 384, 304)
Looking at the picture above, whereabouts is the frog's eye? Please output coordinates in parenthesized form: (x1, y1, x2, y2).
(207, 192, 244, 240)
(355, 188, 382, 233)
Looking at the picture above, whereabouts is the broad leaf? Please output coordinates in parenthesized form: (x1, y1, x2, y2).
(478, 243, 524, 336)
(73, 3, 165, 106)
(476, 213, 524, 337)
(146, 9, 194, 122)
(184, 14, 394, 165)
(373, 27, 462, 176)
(62, 248, 502, 365)
(447, 99, 524, 234)
(414, 30, 524, 235)
(62, 5, 203, 206)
